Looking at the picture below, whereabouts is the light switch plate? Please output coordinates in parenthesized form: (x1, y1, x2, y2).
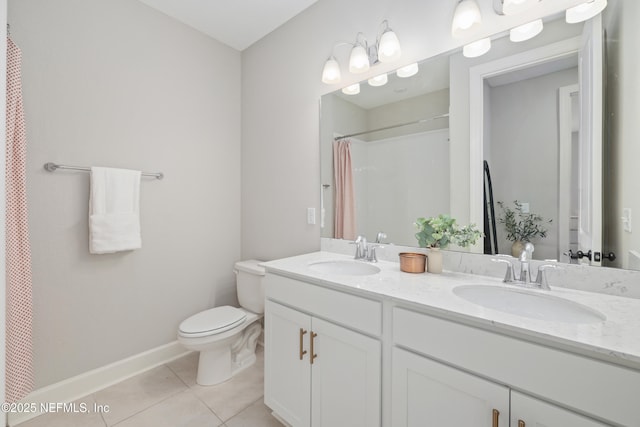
(307, 208, 316, 225)
(623, 208, 632, 233)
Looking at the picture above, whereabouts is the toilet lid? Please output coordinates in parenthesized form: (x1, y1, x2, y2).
(179, 306, 247, 337)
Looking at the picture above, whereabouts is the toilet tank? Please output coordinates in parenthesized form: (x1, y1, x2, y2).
(234, 260, 266, 314)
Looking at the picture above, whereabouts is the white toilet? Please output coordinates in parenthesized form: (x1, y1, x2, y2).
(177, 260, 265, 386)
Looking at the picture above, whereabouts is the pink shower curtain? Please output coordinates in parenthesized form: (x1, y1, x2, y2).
(333, 139, 356, 240)
(5, 38, 34, 403)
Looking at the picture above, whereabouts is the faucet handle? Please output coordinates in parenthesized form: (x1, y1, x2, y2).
(491, 258, 516, 283)
(375, 232, 387, 244)
(367, 243, 384, 263)
(535, 264, 557, 290)
(351, 236, 367, 259)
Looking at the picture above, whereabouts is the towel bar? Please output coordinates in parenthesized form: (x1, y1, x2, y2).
(44, 162, 164, 180)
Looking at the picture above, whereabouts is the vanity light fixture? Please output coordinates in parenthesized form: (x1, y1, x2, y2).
(396, 62, 419, 78)
(463, 37, 492, 58)
(510, 19, 543, 42)
(321, 20, 403, 85)
(566, 0, 607, 23)
(452, 0, 483, 38)
(368, 73, 388, 87)
(342, 83, 361, 95)
(322, 55, 342, 84)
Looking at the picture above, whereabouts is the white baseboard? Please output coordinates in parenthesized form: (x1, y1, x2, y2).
(8, 341, 190, 426)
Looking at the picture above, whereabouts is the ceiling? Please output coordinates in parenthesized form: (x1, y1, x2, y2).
(137, 0, 319, 51)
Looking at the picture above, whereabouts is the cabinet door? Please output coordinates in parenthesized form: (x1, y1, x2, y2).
(310, 317, 381, 427)
(392, 347, 509, 427)
(511, 391, 609, 427)
(264, 301, 312, 427)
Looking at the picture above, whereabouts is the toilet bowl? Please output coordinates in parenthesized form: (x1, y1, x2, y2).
(177, 260, 265, 386)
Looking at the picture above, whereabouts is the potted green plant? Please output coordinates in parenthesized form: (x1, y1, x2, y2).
(414, 214, 483, 273)
(497, 200, 552, 257)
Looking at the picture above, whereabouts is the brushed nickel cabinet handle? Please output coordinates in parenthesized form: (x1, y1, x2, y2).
(299, 328, 308, 360)
(310, 332, 318, 365)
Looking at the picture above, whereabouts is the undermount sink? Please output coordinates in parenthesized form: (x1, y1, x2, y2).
(308, 260, 381, 276)
(453, 285, 606, 324)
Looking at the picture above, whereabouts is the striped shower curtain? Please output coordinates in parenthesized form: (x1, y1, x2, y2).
(5, 38, 34, 403)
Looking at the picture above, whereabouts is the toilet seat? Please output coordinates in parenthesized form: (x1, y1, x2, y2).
(179, 306, 247, 338)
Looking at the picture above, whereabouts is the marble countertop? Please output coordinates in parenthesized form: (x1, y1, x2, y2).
(261, 251, 640, 370)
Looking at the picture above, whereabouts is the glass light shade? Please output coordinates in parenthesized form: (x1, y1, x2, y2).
(463, 37, 491, 58)
(321, 56, 341, 84)
(451, 0, 482, 38)
(566, 0, 607, 23)
(349, 44, 370, 74)
(396, 63, 419, 78)
(368, 73, 388, 87)
(341, 83, 360, 95)
(510, 19, 543, 42)
(378, 29, 401, 63)
(502, 0, 538, 15)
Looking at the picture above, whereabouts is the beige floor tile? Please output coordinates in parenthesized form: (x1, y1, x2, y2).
(167, 352, 199, 387)
(94, 365, 187, 426)
(16, 395, 106, 427)
(225, 399, 284, 427)
(193, 349, 264, 421)
(112, 390, 223, 427)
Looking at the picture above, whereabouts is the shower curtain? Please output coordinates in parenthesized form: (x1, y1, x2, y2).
(5, 38, 34, 403)
(333, 139, 356, 240)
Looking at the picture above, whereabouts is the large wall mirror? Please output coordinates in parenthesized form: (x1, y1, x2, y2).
(320, 0, 639, 271)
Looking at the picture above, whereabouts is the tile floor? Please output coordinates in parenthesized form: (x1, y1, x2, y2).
(17, 347, 283, 427)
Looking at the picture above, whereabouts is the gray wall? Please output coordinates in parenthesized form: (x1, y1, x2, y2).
(9, 0, 242, 388)
(603, 0, 640, 270)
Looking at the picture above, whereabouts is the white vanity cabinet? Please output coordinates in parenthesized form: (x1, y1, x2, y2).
(264, 274, 382, 427)
(392, 347, 608, 426)
(393, 307, 635, 427)
(391, 347, 509, 426)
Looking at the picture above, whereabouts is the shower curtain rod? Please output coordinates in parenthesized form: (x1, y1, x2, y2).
(333, 113, 450, 141)
(43, 162, 164, 180)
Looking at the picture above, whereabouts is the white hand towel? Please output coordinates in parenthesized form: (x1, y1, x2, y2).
(89, 166, 142, 254)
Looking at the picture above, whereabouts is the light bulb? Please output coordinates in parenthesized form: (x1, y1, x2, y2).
(321, 56, 341, 84)
(349, 44, 370, 74)
(378, 29, 401, 63)
(342, 83, 360, 95)
(452, 0, 482, 38)
(510, 19, 543, 42)
(566, 0, 607, 23)
(368, 74, 388, 87)
(397, 63, 419, 78)
(463, 37, 491, 58)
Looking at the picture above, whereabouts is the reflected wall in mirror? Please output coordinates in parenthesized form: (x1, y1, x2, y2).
(320, 0, 639, 270)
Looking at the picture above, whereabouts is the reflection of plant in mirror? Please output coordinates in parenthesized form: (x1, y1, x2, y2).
(415, 214, 483, 249)
(497, 200, 552, 242)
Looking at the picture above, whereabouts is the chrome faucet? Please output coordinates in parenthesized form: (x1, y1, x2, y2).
(366, 232, 386, 263)
(352, 233, 386, 262)
(492, 243, 556, 290)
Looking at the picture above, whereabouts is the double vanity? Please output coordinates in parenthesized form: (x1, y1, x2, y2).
(261, 251, 640, 427)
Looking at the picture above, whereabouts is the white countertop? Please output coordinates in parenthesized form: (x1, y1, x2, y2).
(261, 251, 640, 370)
